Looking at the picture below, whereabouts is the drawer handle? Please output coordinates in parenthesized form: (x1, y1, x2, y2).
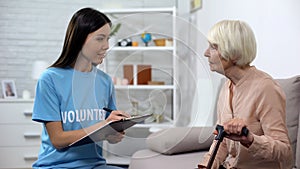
(24, 155, 38, 161)
(23, 111, 33, 116)
(24, 133, 40, 138)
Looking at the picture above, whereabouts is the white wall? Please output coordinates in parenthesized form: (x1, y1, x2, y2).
(195, 0, 300, 78)
(0, 0, 175, 98)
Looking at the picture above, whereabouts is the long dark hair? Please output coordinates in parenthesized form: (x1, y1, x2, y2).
(50, 7, 111, 68)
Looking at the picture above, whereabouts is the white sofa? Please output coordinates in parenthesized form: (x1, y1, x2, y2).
(129, 75, 300, 169)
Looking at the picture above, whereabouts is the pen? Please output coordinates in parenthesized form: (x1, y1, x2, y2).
(103, 107, 129, 118)
(103, 107, 113, 112)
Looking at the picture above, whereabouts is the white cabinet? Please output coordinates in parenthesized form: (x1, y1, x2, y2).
(0, 99, 41, 169)
(100, 7, 177, 165)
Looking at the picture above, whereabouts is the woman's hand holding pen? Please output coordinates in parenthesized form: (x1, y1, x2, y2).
(103, 108, 131, 124)
(103, 108, 131, 144)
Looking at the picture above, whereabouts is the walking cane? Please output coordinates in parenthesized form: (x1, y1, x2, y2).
(206, 124, 249, 169)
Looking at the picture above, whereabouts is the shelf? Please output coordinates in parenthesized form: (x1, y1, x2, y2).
(114, 85, 175, 90)
(0, 98, 34, 103)
(109, 46, 174, 51)
(102, 7, 175, 14)
(133, 115, 174, 128)
(134, 121, 173, 128)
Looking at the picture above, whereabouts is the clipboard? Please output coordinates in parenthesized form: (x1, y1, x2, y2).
(68, 113, 153, 147)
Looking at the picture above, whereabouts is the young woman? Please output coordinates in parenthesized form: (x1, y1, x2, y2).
(198, 20, 293, 169)
(32, 7, 130, 169)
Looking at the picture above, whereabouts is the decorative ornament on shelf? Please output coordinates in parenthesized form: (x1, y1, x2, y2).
(141, 32, 152, 46)
(118, 38, 132, 47)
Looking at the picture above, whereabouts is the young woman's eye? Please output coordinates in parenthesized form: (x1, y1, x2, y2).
(97, 38, 104, 41)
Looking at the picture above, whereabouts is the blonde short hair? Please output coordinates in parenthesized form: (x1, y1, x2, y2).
(207, 20, 257, 66)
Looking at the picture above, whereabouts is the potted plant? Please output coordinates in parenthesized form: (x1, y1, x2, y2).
(110, 23, 121, 37)
(109, 23, 121, 47)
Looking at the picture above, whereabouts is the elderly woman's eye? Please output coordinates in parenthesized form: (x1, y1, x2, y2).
(209, 44, 217, 51)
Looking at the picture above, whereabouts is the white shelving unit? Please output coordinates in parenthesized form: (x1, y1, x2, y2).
(101, 7, 177, 165)
(103, 6, 177, 127)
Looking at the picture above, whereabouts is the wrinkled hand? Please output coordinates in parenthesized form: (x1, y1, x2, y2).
(223, 118, 254, 147)
(106, 131, 125, 144)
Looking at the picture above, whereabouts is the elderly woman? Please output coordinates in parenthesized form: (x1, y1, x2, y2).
(198, 20, 293, 169)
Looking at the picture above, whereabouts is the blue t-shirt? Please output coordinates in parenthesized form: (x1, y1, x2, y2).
(32, 66, 117, 168)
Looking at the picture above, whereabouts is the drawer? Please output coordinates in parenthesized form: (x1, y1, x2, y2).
(0, 146, 39, 168)
(0, 102, 34, 124)
(0, 124, 42, 146)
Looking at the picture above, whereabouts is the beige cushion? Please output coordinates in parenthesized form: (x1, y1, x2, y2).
(129, 149, 207, 169)
(146, 127, 214, 155)
(276, 75, 300, 168)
